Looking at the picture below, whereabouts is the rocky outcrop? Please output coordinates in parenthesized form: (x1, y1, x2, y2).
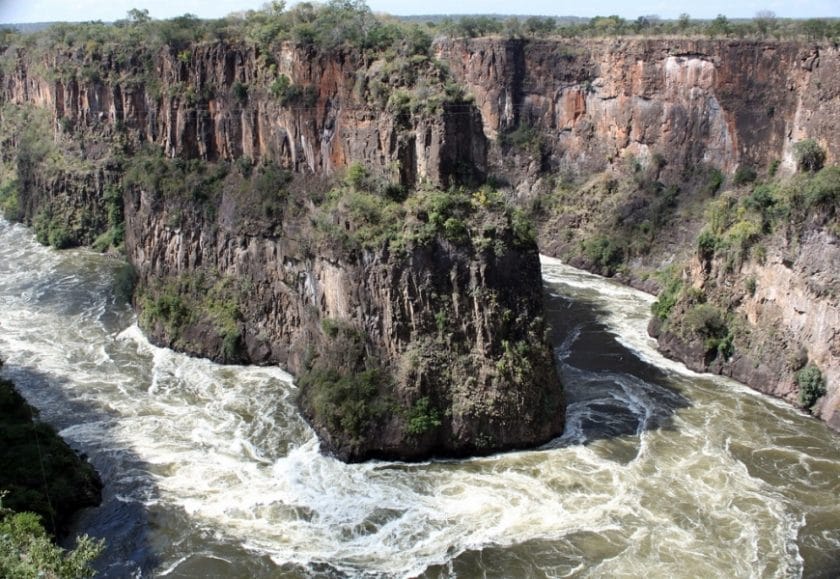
(124, 174, 563, 461)
(1, 42, 486, 189)
(3, 31, 838, 443)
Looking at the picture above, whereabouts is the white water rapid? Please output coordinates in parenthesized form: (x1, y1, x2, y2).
(0, 218, 838, 578)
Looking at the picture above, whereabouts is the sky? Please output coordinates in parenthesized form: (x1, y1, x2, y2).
(0, 0, 837, 24)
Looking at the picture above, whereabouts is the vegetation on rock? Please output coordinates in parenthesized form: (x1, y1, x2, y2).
(0, 361, 103, 577)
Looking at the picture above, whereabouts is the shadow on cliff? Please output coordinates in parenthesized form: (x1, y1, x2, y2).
(542, 289, 691, 447)
(1, 363, 160, 577)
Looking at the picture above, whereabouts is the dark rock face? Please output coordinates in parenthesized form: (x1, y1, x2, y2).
(0, 368, 102, 536)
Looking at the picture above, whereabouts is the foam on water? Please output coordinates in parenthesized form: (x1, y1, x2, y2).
(0, 219, 838, 577)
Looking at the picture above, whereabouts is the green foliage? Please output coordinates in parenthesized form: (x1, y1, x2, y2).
(707, 14, 731, 38)
(804, 166, 840, 209)
(268, 73, 318, 108)
(33, 209, 75, 249)
(0, 509, 104, 579)
(703, 167, 724, 196)
(510, 208, 536, 247)
(793, 139, 826, 173)
(231, 81, 249, 104)
(651, 268, 683, 321)
(405, 397, 442, 435)
(91, 186, 125, 253)
(345, 162, 369, 191)
(682, 303, 733, 359)
(0, 176, 20, 221)
(140, 273, 245, 361)
(303, 367, 385, 439)
(495, 339, 534, 385)
(123, 149, 226, 203)
(581, 235, 624, 275)
(796, 364, 826, 408)
(733, 166, 757, 186)
(697, 229, 718, 261)
(499, 123, 544, 157)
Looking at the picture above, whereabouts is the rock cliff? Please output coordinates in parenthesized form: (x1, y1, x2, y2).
(0, 37, 562, 461)
(437, 38, 838, 190)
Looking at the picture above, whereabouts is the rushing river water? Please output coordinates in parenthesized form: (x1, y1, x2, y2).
(0, 216, 839, 578)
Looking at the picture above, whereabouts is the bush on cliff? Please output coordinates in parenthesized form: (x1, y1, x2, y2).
(796, 364, 826, 408)
(0, 177, 20, 222)
(793, 139, 826, 173)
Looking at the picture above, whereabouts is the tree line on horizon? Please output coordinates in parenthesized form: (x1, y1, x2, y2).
(0, 2, 837, 61)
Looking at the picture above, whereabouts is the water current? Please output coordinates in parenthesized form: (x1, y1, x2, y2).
(0, 217, 838, 578)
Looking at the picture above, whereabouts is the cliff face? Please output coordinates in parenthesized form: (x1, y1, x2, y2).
(0, 39, 561, 461)
(2, 43, 486, 188)
(437, 38, 838, 190)
(649, 204, 840, 429)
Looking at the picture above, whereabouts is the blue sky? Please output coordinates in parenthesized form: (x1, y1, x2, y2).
(0, 0, 837, 24)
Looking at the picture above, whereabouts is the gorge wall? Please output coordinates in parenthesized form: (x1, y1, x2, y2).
(438, 38, 838, 189)
(0, 37, 562, 461)
(0, 33, 837, 439)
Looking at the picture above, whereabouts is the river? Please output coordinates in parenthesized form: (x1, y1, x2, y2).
(0, 217, 838, 578)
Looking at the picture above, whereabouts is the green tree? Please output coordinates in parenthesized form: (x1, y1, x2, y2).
(707, 15, 731, 38)
(793, 139, 826, 173)
(127, 7, 151, 24)
(796, 364, 826, 408)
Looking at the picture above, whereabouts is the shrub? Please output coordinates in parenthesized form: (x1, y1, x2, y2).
(231, 81, 249, 104)
(405, 397, 442, 435)
(703, 168, 724, 196)
(804, 166, 840, 208)
(345, 162, 368, 191)
(796, 364, 826, 408)
(733, 166, 757, 186)
(793, 139, 826, 173)
(651, 270, 683, 321)
(0, 510, 104, 579)
(0, 177, 20, 221)
(303, 367, 386, 439)
(33, 210, 75, 249)
(581, 235, 624, 275)
(510, 208, 536, 247)
(683, 303, 727, 338)
(697, 229, 718, 261)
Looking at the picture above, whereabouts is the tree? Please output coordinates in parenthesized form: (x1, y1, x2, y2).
(127, 8, 151, 24)
(678, 13, 691, 32)
(0, 497, 104, 579)
(793, 139, 826, 172)
(754, 10, 776, 36)
(707, 14, 731, 38)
